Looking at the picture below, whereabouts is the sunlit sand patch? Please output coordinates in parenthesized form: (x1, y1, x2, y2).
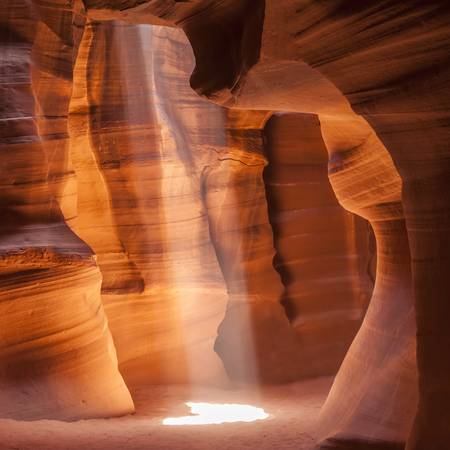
(163, 402, 269, 425)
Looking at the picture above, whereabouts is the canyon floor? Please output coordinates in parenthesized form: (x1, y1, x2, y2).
(0, 377, 332, 450)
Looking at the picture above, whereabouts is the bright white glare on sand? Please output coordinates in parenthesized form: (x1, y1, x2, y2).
(163, 402, 269, 425)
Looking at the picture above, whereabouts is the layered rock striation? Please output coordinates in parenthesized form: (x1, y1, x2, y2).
(92, 2, 447, 448)
(1, 1, 374, 419)
(0, 0, 134, 420)
(69, 22, 372, 385)
(2, 4, 449, 450)
(264, 113, 374, 378)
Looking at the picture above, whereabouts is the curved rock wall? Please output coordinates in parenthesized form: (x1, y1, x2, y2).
(263, 113, 374, 377)
(0, 245, 134, 420)
(1, 3, 375, 410)
(3, 4, 448, 449)
(318, 115, 417, 448)
(69, 22, 371, 385)
(88, 2, 449, 448)
(205, 109, 311, 383)
(0, 0, 133, 420)
(69, 21, 230, 386)
(261, 4, 449, 448)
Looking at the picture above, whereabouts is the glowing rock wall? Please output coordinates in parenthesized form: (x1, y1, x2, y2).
(3, 3, 449, 450)
(69, 22, 373, 385)
(1, 2, 371, 419)
(0, 0, 134, 420)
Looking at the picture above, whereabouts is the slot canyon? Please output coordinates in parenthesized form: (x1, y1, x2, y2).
(0, 1, 449, 449)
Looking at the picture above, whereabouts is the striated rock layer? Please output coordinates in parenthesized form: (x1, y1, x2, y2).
(1, 1, 375, 420)
(3, 4, 449, 450)
(69, 22, 373, 385)
(318, 115, 417, 447)
(84, 2, 448, 448)
(264, 113, 374, 377)
(0, 0, 134, 420)
(69, 20, 230, 385)
(0, 239, 134, 420)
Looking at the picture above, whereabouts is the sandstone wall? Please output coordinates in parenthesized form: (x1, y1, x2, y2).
(264, 113, 374, 378)
(0, 0, 133, 420)
(1, 5, 444, 449)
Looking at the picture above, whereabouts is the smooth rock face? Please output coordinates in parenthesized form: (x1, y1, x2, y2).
(0, 0, 134, 420)
(1, 0, 374, 420)
(86, 2, 448, 448)
(318, 115, 417, 446)
(69, 22, 372, 385)
(0, 239, 134, 420)
(2, 3, 449, 450)
(264, 113, 374, 377)
(70, 21, 231, 386)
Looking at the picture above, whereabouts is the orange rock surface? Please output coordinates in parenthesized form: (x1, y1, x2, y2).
(264, 113, 374, 377)
(69, 22, 372, 385)
(2, 2, 450, 450)
(0, 0, 134, 420)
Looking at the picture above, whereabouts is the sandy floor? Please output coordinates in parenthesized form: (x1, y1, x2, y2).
(0, 377, 332, 450)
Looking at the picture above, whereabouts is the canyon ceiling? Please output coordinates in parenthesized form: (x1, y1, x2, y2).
(1, 1, 449, 450)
